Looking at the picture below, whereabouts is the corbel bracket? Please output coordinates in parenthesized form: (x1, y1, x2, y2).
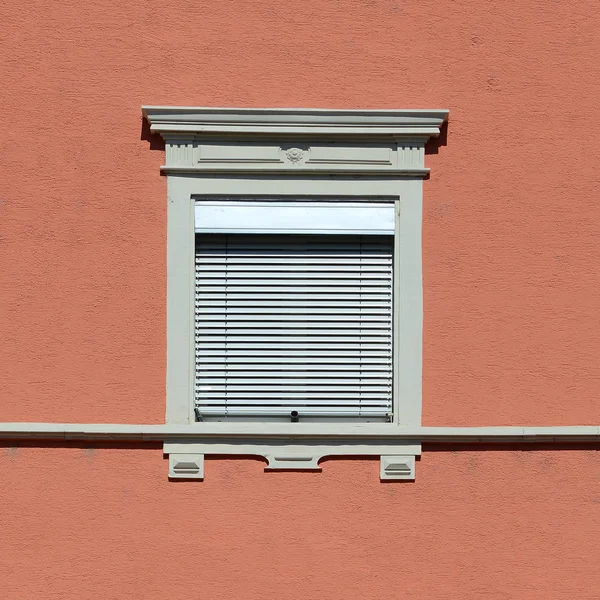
(380, 455, 416, 480)
(169, 453, 204, 480)
(164, 440, 421, 480)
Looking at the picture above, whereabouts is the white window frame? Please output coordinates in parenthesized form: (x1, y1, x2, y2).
(143, 107, 448, 479)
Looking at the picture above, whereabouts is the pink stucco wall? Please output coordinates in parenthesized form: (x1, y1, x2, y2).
(1, 0, 600, 597)
(2, 444, 600, 599)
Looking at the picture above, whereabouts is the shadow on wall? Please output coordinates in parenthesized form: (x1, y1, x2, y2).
(140, 117, 165, 151)
(425, 120, 448, 155)
(1, 440, 596, 454)
(0, 441, 162, 451)
(424, 442, 600, 453)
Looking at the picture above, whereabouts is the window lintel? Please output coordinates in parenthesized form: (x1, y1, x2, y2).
(143, 106, 448, 176)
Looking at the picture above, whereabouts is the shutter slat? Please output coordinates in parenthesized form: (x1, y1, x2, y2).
(197, 385, 391, 392)
(195, 300, 391, 308)
(199, 407, 389, 417)
(196, 323, 391, 329)
(195, 233, 393, 422)
(198, 268, 391, 274)
(197, 360, 391, 367)
(196, 329, 391, 337)
(196, 350, 391, 357)
(198, 376, 392, 382)
(195, 365, 391, 372)
(196, 285, 391, 292)
(196, 294, 391, 301)
(197, 395, 391, 401)
(198, 400, 391, 406)
(195, 311, 390, 318)
(196, 267, 391, 273)
(197, 343, 391, 350)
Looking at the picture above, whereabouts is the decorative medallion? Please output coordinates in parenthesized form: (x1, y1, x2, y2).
(285, 147, 305, 163)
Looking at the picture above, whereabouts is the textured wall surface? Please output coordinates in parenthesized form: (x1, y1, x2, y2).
(1, 0, 599, 425)
(1, 444, 600, 599)
(1, 0, 600, 597)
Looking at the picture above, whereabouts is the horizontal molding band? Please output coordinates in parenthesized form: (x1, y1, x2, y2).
(161, 165, 431, 176)
(157, 126, 442, 136)
(0, 423, 599, 443)
(142, 106, 449, 127)
(142, 106, 447, 140)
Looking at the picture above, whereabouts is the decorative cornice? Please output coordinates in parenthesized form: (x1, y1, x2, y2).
(142, 106, 448, 175)
(142, 106, 449, 138)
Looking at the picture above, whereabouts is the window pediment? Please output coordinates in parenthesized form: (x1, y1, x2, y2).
(142, 106, 447, 176)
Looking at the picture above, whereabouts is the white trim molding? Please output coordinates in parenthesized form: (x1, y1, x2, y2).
(141, 106, 449, 479)
(2, 422, 599, 481)
(1, 423, 599, 442)
(142, 106, 448, 136)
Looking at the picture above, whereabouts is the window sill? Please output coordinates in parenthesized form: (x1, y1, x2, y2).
(1, 423, 599, 480)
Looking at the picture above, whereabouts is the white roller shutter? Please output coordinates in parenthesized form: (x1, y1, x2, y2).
(194, 234, 393, 421)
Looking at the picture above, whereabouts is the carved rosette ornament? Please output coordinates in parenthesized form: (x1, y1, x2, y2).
(285, 147, 305, 163)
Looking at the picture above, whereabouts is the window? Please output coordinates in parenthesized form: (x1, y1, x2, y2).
(142, 106, 448, 479)
(193, 202, 395, 423)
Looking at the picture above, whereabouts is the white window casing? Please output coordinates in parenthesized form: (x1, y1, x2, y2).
(142, 106, 449, 479)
